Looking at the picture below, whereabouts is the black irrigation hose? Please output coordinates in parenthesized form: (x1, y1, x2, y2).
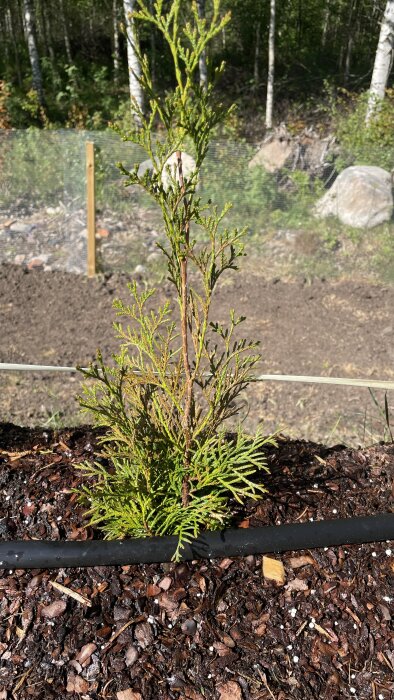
(0, 514, 393, 569)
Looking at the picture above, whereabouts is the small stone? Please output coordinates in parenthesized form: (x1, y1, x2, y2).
(293, 655, 299, 663)
(27, 255, 48, 270)
(134, 264, 146, 275)
(14, 254, 25, 265)
(181, 619, 197, 636)
(10, 222, 31, 233)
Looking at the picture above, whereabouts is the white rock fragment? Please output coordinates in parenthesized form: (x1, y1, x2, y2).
(293, 655, 299, 663)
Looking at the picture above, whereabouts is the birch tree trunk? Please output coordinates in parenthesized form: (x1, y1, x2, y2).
(366, 0, 394, 124)
(22, 0, 45, 106)
(265, 0, 276, 130)
(197, 0, 208, 90)
(123, 0, 144, 121)
(113, 0, 120, 84)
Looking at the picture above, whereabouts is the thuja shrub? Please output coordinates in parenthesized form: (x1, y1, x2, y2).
(75, 0, 275, 560)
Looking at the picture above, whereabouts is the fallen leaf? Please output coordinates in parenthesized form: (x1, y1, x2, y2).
(263, 556, 286, 585)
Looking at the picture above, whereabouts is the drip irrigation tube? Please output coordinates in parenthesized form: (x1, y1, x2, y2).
(1, 514, 393, 569)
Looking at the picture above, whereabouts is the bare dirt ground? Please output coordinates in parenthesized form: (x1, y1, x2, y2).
(0, 263, 393, 446)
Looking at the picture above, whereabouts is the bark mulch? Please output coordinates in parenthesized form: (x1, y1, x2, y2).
(0, 424, 393, 700)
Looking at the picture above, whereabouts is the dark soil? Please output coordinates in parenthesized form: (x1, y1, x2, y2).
(1, 263, 394, 445)
(0, 425, 393, 699)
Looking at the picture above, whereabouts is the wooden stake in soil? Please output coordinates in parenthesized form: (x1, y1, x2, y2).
(86, 141, 96, 278)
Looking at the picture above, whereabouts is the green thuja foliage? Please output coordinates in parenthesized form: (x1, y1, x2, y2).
(75, 0, 275, 560)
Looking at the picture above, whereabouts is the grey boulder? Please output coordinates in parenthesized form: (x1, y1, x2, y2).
(314, 165, 393, 229)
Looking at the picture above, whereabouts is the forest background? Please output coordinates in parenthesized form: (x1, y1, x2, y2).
(1, 0, 393, 140)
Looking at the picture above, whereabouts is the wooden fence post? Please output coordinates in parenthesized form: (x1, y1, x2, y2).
(86, 141, 96, 277)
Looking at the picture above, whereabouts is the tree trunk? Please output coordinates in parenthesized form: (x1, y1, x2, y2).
(343, 0, 358, 85)
(322, 0, 331, 48)
(43, 4, 56, 70)
(123, 0, 144, 122)
(366, 0, 394, 124)
(265, 0, 276, 130)
(113, 0, 120, 84)
(22, 0, 45, 106)
(59, 0, 72, 64)
(8, 5, 23, 87)
(197, 0, 208, 90)
(253, 22, 261, 90)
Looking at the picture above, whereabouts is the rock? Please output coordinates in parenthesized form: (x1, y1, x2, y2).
(181, 619, 197, 636)
(314, 165, 393, 229)
(96, 228, 110, 238)
(134, 264, 146, 275)
(9, 222, 32, 234)
(249, 136, 293, 173)
(137, 151, 197, 191)
(27, 255, 48, 270)
(14, 254, 25, 265)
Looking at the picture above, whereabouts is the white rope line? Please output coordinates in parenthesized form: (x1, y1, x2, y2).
(0, 362, 394, 390)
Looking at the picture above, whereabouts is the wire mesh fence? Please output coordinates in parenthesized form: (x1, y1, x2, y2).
(1, 128, 393, 281)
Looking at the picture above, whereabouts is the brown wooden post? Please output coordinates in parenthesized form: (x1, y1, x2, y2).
(86, 141, 96, 277)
